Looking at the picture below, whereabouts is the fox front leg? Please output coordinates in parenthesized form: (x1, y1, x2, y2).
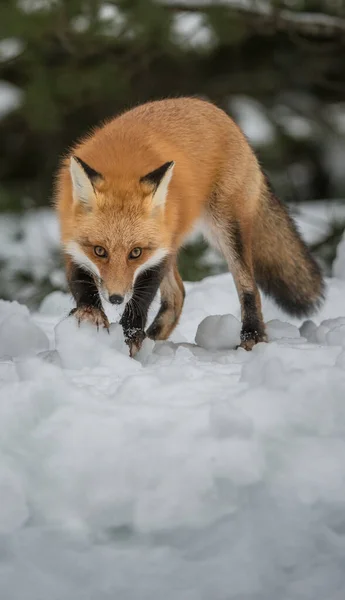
(120, 262, 166, 357)
(67, 260, 110, 331)
(147, 262, 185, 341)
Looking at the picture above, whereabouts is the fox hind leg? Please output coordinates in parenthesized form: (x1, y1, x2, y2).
(147, 262, 185, 341)
(228, 220, 267, 349)
(206, 209, 267, 350)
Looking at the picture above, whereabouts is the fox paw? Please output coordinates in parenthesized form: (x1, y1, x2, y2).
(238, 330, 267, 351)
(70, 306, 110, 331)
(124, 328, 146, 358)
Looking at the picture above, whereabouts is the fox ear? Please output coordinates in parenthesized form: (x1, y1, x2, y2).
(70, 156, 103, 207)
(140, 161, 174, 210)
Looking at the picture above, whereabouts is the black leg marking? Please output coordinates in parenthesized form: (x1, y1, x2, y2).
(120, 261, 167, 345)
(68, 264, 102, 311)
(146, 300, 169, 339)
(240, 292, 265, 343)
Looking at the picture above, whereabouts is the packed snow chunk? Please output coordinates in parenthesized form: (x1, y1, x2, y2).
(54, 316, 140, 371)
(0, 298, 30, 326)
(0, 313, 49, 359)
(333, 230, 345, 280)
(0, 463, 28, 534)
(266, 319, 300, 341)
(195, 314, 241, 350)
(326, 324, 345, 347)
(321, 316, 345, 330)
(299, 319, 318, 342)
(304, 317, 345, 346)
(39, 291, 74, 316)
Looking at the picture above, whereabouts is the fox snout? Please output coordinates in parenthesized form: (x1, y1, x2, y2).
(99, 281, 133, 306)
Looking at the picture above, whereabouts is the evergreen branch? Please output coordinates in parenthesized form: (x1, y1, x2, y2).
(158, 0, 345, 38)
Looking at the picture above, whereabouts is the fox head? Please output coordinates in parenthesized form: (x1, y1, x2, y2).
(65, 156, 175, 305)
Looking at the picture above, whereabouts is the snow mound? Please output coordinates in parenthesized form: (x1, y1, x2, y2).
(1, 264, 345, 598)
(39, 290, 74, 316)
(0, 301, 48, 359)
(266, 319, 300, 341)
(300, 316, 345, 347)
(0, 298, 30, 323)
(195, 313, 241, 350)
(54, 316, 138, 371)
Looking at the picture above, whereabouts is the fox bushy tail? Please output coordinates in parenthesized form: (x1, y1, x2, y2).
(253, 178, 325, 318)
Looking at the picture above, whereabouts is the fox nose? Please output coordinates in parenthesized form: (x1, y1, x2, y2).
(109, 294, 124, 305)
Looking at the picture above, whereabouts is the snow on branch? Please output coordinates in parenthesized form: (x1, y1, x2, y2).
(159, 0, 345, 38)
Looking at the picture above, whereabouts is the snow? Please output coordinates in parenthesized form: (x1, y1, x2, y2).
(1, 241, 345, 598)
(17, 0, 56, 13)
(327, 103, 345, 135)
(291, 200, 345, 246)
(161, 0, 345, 38)
(0, 81, 22, 119)
(71, 14, 90, 33)
(0, 209, 63, 304)
(273, 104, 314, 139)
(99, 2, 126, 26)
(0, 310, 49, 359)
(163, 0, 268, 10)
(54, 318, 137, 371)
(172, 12, 215, 49)
(195, 313, 241, 350)
(0, 38, 23, 62)
(230, 96, 275, 147)
(72, 3, 127, 35)
(266, 319, 300, 341)
(300, 316, 345, 348)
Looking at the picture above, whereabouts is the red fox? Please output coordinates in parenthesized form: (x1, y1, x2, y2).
(55, 97, 324, 355)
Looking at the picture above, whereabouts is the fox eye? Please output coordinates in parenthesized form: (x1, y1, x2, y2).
(129, 247, 142, 260)
(94, 246, 107, 258)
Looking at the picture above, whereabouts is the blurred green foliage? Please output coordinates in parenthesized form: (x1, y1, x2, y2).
(0, 0, 345, 301)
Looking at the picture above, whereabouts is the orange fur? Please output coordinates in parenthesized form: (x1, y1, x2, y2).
(55, 97, 324, 350)
(55, 99, 259, 293)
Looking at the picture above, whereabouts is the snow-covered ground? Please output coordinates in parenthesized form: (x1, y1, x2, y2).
(1, 233, 345, 599)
